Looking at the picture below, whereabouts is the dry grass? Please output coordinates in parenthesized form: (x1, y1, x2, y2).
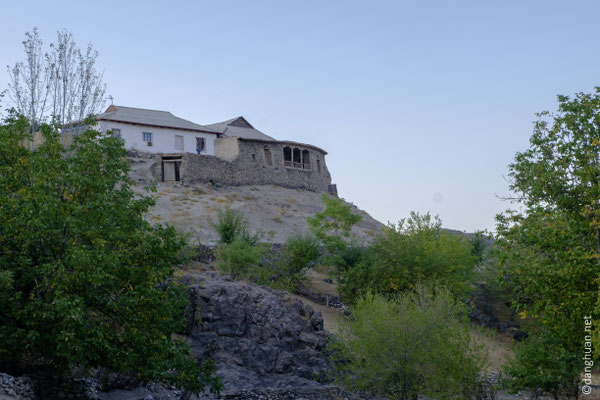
(189, 187, 207, 196)
(471, 327, 515, 374)
(305, 269, 338, 297)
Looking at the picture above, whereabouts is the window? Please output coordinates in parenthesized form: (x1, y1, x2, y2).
(283, 146, 312, 170)
(196, 137, 206, 154)
(112, 128, 121, 138)
(264, 146, 273, 166)
(317, 158, 321, 173)
(174, 135, 184, 151)
(283, 146, 292, 167)
(293, 148, 302, 168)
(302, 149, 310, 170)
(143, 132, 153, 146)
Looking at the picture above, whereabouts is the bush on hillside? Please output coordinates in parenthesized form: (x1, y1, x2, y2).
(211, 208, 259, 245)
(308, 194, 362, 298)
(341, 212, 477, 304)
(504, 330, 579, 399)
(217, 237, 265, 279)
(217, 232, 320, 292)
(268, 233, 322, 291)
(331, 285, 487, 400)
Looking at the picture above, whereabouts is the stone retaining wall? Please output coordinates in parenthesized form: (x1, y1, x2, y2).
(178, 139, 335, 194)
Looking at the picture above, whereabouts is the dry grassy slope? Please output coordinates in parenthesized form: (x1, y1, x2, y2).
(136, 181, 384, 245)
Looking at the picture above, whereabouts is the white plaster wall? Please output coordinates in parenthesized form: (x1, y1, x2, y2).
(99, 121, 216, 155)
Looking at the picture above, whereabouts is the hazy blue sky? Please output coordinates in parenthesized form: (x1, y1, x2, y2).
(2, 1, 599, 232)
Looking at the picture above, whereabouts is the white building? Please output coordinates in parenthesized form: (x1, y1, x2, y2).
(65, 105, 221, 155)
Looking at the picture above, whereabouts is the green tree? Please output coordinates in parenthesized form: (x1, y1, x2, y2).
(269, 232, 322, 291)
(307, 194, 362, 297)
(504, 330, 579, 400)
(342, 212, 477, 303)
(0, 115, 220, 394)
(495, 89, 600, 394)
(331, 286, 487, 400)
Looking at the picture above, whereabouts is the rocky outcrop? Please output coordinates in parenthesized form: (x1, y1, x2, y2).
(187, 276, 330, 392)
(0, 277, 338, 399)
(0, 373, 36, 399)
(468, 283, 528, 342)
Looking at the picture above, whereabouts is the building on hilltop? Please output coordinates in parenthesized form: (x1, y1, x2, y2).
(63, 105, 221, 155)
(63, 105, 337, 195)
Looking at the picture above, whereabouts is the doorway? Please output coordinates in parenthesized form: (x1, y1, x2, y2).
(162, 156, 182, 182)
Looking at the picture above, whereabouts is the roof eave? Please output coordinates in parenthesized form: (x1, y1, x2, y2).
(236, 137, 328, 155)
(98, 118, 220, 135)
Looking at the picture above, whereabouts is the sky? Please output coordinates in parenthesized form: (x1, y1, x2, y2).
(1, 0, 599, 232)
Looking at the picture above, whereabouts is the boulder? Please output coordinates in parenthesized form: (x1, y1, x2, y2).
(187, 277, 331, 391)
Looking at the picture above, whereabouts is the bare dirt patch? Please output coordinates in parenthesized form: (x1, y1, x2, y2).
(140, 181, 384, 245)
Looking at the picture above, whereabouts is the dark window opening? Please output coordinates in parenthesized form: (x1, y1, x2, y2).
(196, 137, 206, 154)
(284, 146, 315, 171)
(317, 158, 321, 173)
(293, 148, 302, 169)
(283, 146, 292, 167)
(302, 149, 310, 170)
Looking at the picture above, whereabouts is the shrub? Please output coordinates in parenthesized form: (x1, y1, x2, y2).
(211, 208, 247, 244)
(331, 286, 487, 400)
(217, 238, 264, 279)
(211, 207, 262, 246)
(308, 194, 362, 298)
(256, 233, 322, 291)
(277, 233, 321, 281)
(341, 212, 477, 304)
(504, 330, 579, 399)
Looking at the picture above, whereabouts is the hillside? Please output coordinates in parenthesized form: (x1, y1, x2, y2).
(137, 182, 383, 245)
(129, 152, 383, 244)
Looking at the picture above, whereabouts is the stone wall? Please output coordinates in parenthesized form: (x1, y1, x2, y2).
(176, 138, 336, 194)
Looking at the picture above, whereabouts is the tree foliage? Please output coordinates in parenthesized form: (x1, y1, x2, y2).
(307, 194, 362, 256)
(0, 116, 219, 393)
(267, 233, 321, 291)
(504, 330, 579, 399)
(331, 286, 487, 400)
(495, 89, 600, 394)
(307, 194, 362, 297)
(342, 212, 477, 304)
(7, 27, 106, 131)
(214, 215, 319, 291)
